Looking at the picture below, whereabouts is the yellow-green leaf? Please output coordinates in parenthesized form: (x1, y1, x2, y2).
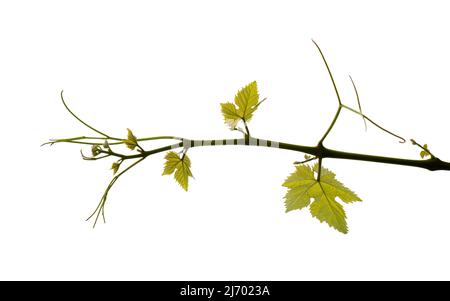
(219, 81, 261, 130)
(162, 151, 193, 191)
(312, 164, 362, 204)
(234, 81, 259, 121)
(420, 144, 430, 159)
(162, 151, 180, 175)
(111, 161, 120, 175)
(220, 102, 241, 129)
(310, 190, 347, 233)
(282, 163, 361, 234)
(283, 165, 316, 212)
(124, 128, 138, 150)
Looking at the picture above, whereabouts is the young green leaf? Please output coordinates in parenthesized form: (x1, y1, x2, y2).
(111, 161, 120, 175)
(283, 165, 316, 211)
(162, 151, 193, 191)
(235, 80, 259, 121)
(162, 151, 180, 175)
(220, 81, 261, 129)
(220, 102, 241, 129)
(420, 144, 431, 159)
(124, 128, 138, 150)
(282, 163, 361, 233)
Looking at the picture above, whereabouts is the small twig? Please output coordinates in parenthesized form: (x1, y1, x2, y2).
(234, 127, 247, 136)
(294, 157, 317, 165)
(136, 144, 145, 153)
(318, 106, 342, 146)
(411, 139, 435, 158)
(243, 119, 251, 137)
(317, 158, 323, 181)
(80, 149, 111, 161)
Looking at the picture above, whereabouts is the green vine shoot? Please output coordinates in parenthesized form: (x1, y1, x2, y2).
(43, 41, 450, 233)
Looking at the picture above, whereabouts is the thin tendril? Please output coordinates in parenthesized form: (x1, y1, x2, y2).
(341, 105, 406, 143)
(60, 90, 113, 138)
(348, 75, 367, 131)
(42, 135, 181, 147)
(86, 157, 146, 227)
(254, 97, 267, 110)
(313, 40, 343, 145)
(312, 40, 342, 105)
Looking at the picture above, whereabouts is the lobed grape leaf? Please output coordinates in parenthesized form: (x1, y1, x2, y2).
(220, 81, 262, 129)
(282, 163, 361, 233)
(162, 151, 193, 191)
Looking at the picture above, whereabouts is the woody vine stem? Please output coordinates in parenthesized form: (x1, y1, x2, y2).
(43, 41, 450, 233)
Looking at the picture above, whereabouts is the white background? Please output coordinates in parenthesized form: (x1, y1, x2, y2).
(1, 0, 449, 280)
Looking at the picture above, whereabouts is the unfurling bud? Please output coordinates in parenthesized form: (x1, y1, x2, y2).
(111, 161, 121, 175)
(103, 140, 110, 149)
(91, 145, 101, 157)
(420, 144, 431, 159)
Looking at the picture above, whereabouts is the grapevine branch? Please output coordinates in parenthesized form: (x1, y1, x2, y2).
(43, 41, 450, 228)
